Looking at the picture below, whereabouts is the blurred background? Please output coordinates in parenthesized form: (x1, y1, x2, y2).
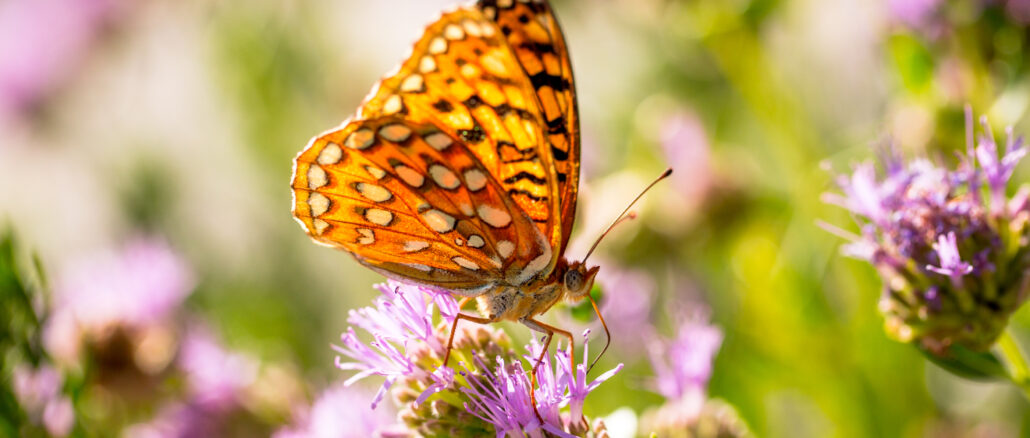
(5, 0, 1030, 436)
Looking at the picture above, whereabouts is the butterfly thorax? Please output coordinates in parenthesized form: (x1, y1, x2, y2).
(475, 258, 598, 322)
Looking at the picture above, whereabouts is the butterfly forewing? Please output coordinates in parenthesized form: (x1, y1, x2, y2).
(358, 8, 566, 261)
(479, 0, 581, 254)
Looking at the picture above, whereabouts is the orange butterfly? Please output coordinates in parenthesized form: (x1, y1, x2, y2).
(290, 0, 668, 400)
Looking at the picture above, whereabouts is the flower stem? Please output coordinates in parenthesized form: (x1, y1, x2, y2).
(996, 329, 1030, 397)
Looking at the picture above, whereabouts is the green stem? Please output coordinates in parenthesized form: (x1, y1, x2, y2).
(996, 329, 1030, 397)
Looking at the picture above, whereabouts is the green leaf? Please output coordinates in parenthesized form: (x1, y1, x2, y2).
(920, 344, 1009, 381)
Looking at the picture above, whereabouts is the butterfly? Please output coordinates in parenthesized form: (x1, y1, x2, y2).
(291, 0, 667, 403)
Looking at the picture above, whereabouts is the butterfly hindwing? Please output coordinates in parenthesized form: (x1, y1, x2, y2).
(293, 117, 552, 294)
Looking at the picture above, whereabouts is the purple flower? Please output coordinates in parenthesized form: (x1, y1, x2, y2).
(660, 110, 713, 207)
(50, 237, 192, 331)
(824, 113, 1030, 353)
(975, 121, 1027, 215)
(178, 328, 257, 410)
(887, 0, 943, 30)
(925, 232, 973, 283)
(44, 237, 193, 363)
(123, 401, 221, 438)
(273, 384, 401, 438)
(554, 330, 624, 424)
(12, 364, 75, 437)
(461, 331, 623, 438)
(647, 314, 723, 402)
(462, 355, 562, 438)
(580, 261, 655, 352)
(0, 0, 121, 120)
(333, 280, 458, 409)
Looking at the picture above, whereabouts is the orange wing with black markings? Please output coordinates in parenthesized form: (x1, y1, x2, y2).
(291, 1, 580, 292)
(478, 0, 581, 254)
(293, 117, 550, 295)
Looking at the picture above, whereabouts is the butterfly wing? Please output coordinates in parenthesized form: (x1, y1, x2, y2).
(293, 117, 548, 295)
(479, 0, 581, 255)
(292, 7, 565, 293)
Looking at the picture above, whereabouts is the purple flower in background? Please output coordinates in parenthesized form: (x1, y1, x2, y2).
(44, 236, 192, 363)
(273, 384, 400, 438)
(178, 328, 258, 410)
(594, 262, 654, 347)
(975, 122, 1026, 214)
(52, 237, 193, 331)
(647, 314, 723, 402)
(660, 110, 713, 207)
(0, 0, 121, 120)
(333, 280, 458, 409)
(123, 401, 222, 438)
(12, 365, 75, 437)
(824, 110, 1030, 353)
(887, 0, 942, 30)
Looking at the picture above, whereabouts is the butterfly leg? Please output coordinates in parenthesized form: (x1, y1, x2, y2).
(521, 318, 575, 423)
(442, 299, 492, 369)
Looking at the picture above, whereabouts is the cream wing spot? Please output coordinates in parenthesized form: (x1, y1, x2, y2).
(477, 204, 512, 228)
(483, 6, 497, 19)
(444, 23, 465, 40)
(313, 219, 329, 235)
(424, 132, 453, 151)
(365, 166, 386, 180)
(307, 164, 327, 189)
(405, 263, 432, 272)
(458, 202, 475, 217)
(452, 256, 480, 271)
(419, 56, 437, 73)
(356, 183, 392, 203)
(429, 164, 460, 190)
(497, 240, 515, 259)
(379, 124, 412, 143)
(481, 21, 496, 37)
(308, 193, 330, 217)
(467, 235, 485, 248)
(344, 129, 375, 150)
(515, 246, 552, 285)
(455, 237, 465, 246)
(356, 228, 375, 245)
(464, 169, 487, 191)
(317, 143, 343, 165)
(400, 74, 425, 93)
(422, 209, 456, 233)
(383, 95, 403, 115)
(395, 165, 425, 187)
(429, 37, 448, 54)
(462, 19, 483, 37)
(364, 208, 394, 226)
(403, 241, 431, 252)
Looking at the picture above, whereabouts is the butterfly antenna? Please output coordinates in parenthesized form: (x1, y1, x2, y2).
(587, 292, 610, 373)
(582, 168, 673, 263)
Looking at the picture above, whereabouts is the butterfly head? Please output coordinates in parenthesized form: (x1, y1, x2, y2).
(562, 261, 599, 302)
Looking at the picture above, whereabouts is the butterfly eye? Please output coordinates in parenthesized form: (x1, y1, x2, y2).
(564, 269, 584, 292)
